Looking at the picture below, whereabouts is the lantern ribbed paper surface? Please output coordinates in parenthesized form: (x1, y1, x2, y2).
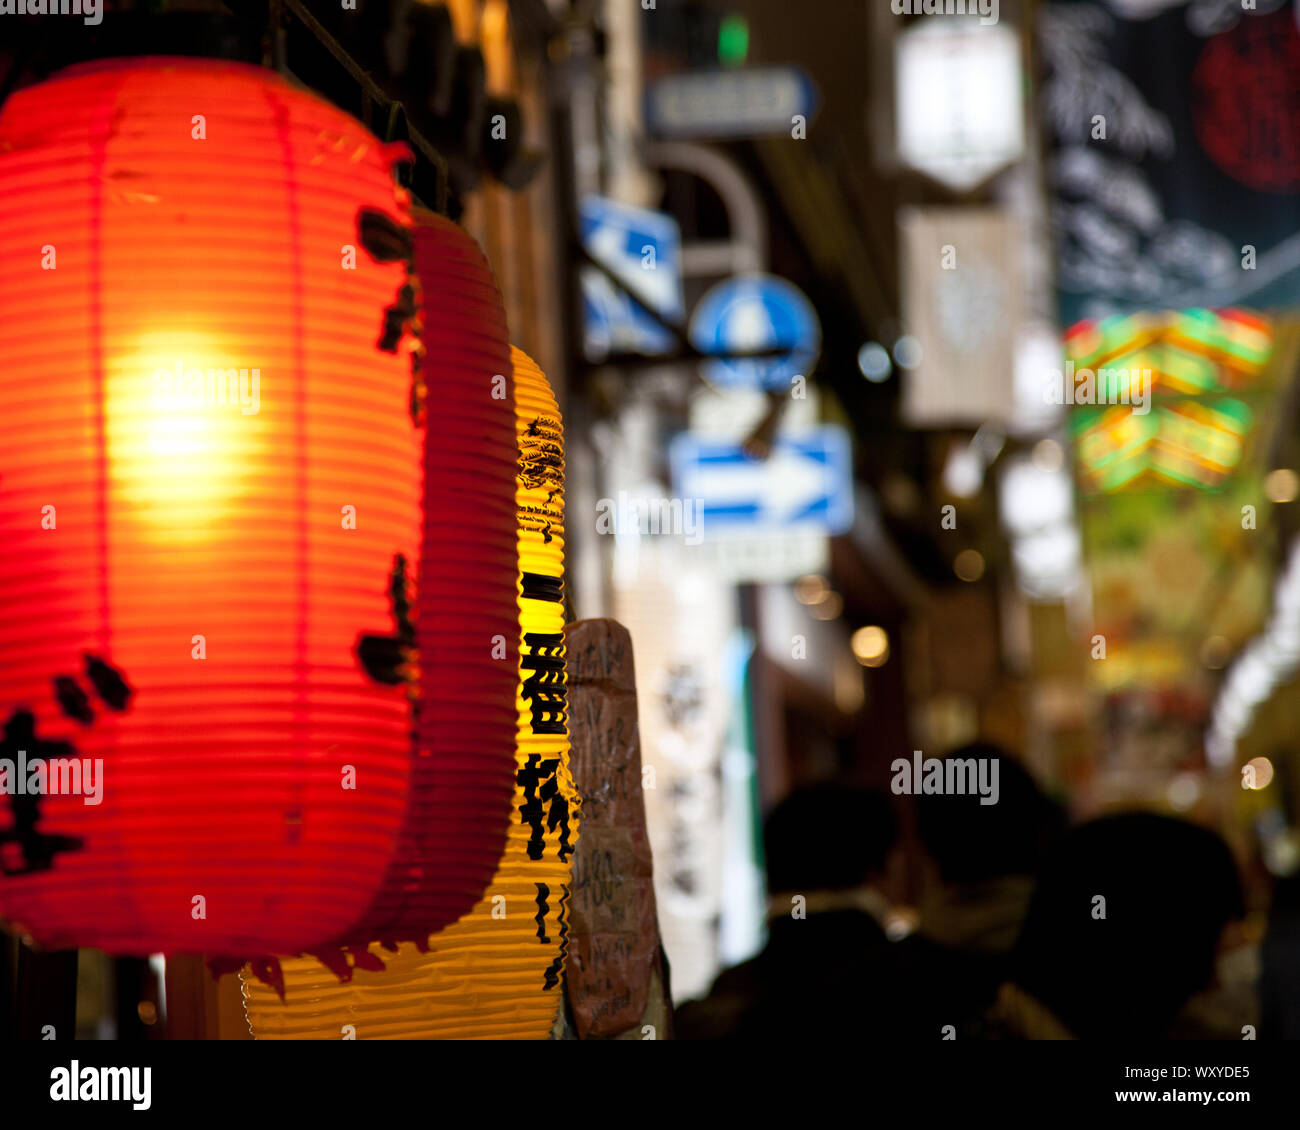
(243, 348, 578, 1037)
(0, 59, 509, 957)
(340, 211, 520, 946)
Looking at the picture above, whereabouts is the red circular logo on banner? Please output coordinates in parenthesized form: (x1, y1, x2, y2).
(1191, 10, 1300, 193)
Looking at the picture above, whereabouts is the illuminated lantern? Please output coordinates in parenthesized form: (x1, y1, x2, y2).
(0, 60, 515, 958)
(243, 347, 579, 1037)
(344, 210, 521, 949)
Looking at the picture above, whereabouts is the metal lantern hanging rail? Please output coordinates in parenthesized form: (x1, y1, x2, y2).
(0, 59, 518, 962)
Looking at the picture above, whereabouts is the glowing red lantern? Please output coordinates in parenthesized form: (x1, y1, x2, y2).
(341, 209, 521, 949)
(242, 345, 578, 1038)
(0, 60, 516, 959)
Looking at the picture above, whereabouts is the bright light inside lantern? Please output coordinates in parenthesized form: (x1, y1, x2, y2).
(105, 330, 264, 539)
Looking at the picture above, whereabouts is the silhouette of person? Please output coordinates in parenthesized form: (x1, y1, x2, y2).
(1260, 871, 1300, 1040)
(990, 812, 1244, 1039)
(899, 744, 1066, 1038)
(675, 784, 905, 1040)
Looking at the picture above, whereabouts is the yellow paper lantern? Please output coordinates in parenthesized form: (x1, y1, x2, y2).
(242, 348, 579, 1038)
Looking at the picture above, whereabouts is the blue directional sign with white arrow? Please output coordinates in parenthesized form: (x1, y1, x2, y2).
(580, 195, 684, 361)
(670, 426, 853, 535)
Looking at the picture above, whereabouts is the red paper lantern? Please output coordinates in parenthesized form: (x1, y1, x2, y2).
(0, 59, 516, 958)
(341, 209, 521, 949)
(242, 345, 577, 1038)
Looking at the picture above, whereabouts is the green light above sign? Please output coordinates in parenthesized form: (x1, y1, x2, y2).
(717, 14, 749, 67)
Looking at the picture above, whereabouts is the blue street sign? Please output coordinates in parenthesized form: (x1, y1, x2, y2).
(689, 274, 821, 391)
(579, 196, 684, 361)
(646, 67, 820, 140)
(670, 426, 854, 535)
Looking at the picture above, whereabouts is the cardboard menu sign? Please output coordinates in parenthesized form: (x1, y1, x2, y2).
(564, 619, 664, 1038)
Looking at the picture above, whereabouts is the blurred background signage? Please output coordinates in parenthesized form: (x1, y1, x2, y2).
(580, 195, 685, 361)
(1041, 0, 1300, 323)
(645, 65, 819, 140)
(894, 20, 1025, 191)
(688, 273, 822, 390)
(670, 426, 854, 535)
(899, 207, 1023, 427)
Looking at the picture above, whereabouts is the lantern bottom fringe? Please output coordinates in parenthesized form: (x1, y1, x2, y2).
(206, 936, 425, 998)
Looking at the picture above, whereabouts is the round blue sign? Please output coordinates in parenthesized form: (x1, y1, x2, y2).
(688, 274, 821, 390)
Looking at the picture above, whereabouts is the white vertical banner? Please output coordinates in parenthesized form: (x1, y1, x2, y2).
(717, 629, 765, 969)
(899, 206, 1023, 427)
(612, 538, 736, 1002)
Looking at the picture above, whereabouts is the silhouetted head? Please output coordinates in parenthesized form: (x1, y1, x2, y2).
(915, 743, 1065, 884)
(762, 783, 897, 894)
(1260, 872, 1300, 1040)
(1011, 812, 1244, 1039)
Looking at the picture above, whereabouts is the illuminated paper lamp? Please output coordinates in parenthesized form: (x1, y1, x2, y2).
(331, 210, 521, 952)
(0, 59, 507, 957)
(242, 347, 579, 1037)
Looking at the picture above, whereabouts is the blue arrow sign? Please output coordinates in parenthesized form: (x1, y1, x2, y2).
(689, 273, 821, 391)
(670, 427, 854, 535)
(580, 196, 684, 361)
(646, 66, 820, 140)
